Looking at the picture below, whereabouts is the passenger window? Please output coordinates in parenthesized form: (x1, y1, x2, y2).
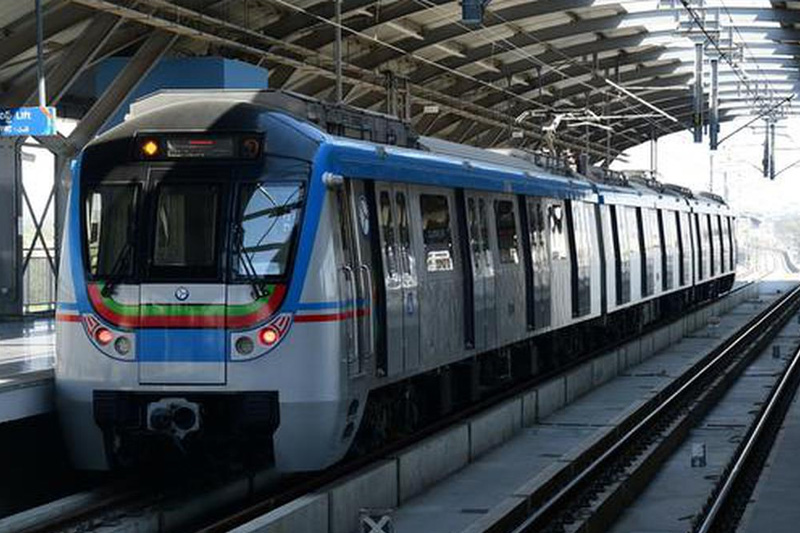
(396, 192, 410, 250)
(549, 202, 568, 260)
(467, 198, 482, 270)
(494, 200, 519, 264)
(478, 199, 492, 270)
(420, 194, 454, 272)
(379, 191, 397, 277)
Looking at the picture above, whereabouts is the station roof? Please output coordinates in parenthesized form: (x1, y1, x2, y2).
(1, 0, 798, 161)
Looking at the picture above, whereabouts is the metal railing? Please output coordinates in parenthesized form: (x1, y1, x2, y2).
(23, 253, 55, 314)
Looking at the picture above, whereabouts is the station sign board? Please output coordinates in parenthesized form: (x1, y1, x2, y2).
(0, 106, 57, 137)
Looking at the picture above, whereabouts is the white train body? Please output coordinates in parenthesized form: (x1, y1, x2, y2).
(56, 91, 735, 471)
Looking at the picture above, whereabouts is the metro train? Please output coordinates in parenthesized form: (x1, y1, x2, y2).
(55, 90, 736, 472)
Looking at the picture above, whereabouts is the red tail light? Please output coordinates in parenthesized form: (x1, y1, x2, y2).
(95, 327, 113, 345)
(258, 326, 280, 346)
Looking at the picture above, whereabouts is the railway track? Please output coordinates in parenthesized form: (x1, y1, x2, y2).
(0, 281, 770, 533)
(692, 311, 800, 533)
(461, 283, 800, 533)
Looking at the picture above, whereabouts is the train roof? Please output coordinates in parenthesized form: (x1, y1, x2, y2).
(107, 89, 730, 212)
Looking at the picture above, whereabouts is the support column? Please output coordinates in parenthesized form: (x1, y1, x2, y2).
(769, 121, 776, 180)
(650, 134, 658, 179)
(0, 140, 22, 317)
(709, 58, 719, 150)
(693, 42, 704, 143)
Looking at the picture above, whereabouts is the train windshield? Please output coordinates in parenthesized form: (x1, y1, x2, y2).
(84, 184, 137, 278)
(82, 160, 308, 285)
(153, 183, 220, 269)
(233, 181, 305, 279)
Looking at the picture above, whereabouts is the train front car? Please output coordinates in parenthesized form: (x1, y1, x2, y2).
(55, 91, 355, 471)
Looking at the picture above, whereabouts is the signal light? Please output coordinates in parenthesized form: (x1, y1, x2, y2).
(141, 140, 159, 157)
(95, 327, 113, 345)
(258, 327, 280, 346)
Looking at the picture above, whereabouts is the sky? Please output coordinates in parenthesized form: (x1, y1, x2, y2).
(610, 115, 800, 217)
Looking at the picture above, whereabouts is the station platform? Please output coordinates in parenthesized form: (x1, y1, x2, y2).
(0, 319, 55, 424)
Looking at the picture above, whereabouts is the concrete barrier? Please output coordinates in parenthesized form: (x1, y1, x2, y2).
(653, 328, 670, 354)
(592, 352, 617, 387)
(397, 425, 469, 503)
(522, 389, 537, 427)
(231, 494, 328, 533)
(566, 363, 593, 403)
(470, 399, 522, 459)
(536, 377, 566, 421)
(328, 461, 397, 533)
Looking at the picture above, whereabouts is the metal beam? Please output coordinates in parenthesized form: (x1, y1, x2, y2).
(66, 30, 178, 154)
(0, 3, 92, 68)
(1, 13, 122, 107)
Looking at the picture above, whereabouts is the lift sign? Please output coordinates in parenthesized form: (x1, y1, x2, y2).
(0, 107, 57, 137)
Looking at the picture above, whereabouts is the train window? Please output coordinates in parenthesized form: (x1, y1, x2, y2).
(549, 202, 568, 260)
(640, 208, 661, 296)
(659, 211, 673, 291)
(527, 198, 550, 328)
(154, 184, 219, 269)
(395, 191, 413, 275)
(467, 198, 482, 271)
(717, 215, 726, 273)
(84, 185, 137, 277)
(378, 191, 398, 278)
(233, 182, 304, 278)
(705, 215, 715, 277)
(570, 201, 592, 317)
(420, 194, 454, 272)
(612, 205, 637, 305)
(494, 200, 519, 264)
(728, 217, 735, 271)
(478, 199, 492, 271)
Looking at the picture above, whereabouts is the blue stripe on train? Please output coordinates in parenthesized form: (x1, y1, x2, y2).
(138, 329, 226, 363)
(295, 299, 366, 311)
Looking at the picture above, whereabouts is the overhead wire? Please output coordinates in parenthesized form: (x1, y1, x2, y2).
(267, 0, 649, 150)
(410, 0, 683, 138)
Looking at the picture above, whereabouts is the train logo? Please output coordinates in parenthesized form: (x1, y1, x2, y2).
(174, 287, 190, 301)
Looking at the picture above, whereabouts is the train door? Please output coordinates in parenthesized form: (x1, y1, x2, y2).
(465, 192, 496, 351)
(414, 187, 464, 365)
(375, 183, 420, 376)
(138, 173, 228, 385)
(491, 194, 525, 345)
(395, 187, 421, 371)
(336, 179, 376, 377)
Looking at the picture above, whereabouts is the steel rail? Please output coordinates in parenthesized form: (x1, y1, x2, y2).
(695, 315, 800, 532)
(507, 283, 800, 533)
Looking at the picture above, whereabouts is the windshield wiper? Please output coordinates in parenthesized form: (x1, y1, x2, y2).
(100, 240, 133, 297)
(234, 225, 270, 300)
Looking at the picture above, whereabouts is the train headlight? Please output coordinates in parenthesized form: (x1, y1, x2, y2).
(114, 336, 131, 356)
(235, 336, 254, 355)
